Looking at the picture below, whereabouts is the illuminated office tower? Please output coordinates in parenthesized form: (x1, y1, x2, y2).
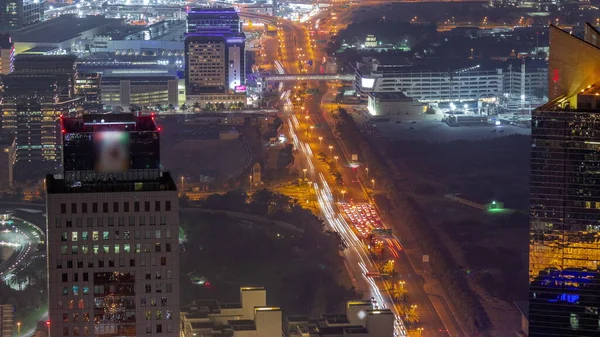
(184, 7, 246, 109)
(529, 23, 600, 336)
(46, 114, 180, 337)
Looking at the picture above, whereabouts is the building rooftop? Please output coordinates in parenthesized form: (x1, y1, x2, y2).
(11, 15, 124, 43)
(46, 172, 177, 194)
(1, 74, 59, 94)
(20, 46, 59, 54)
(0, 34, 13, 48)
(369, 92, 413, 102)
(61, 114, 158, 133)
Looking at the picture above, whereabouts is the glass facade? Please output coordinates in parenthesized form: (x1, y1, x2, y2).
(529, 108, 600, 336)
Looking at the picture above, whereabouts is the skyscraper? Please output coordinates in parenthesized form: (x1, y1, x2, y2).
(184, 7, 246, 109)
(0, 34, 15, 75)
(46, 113, 180, 337)
(529, 23, 600, 336)
(0, 0, 44, 31)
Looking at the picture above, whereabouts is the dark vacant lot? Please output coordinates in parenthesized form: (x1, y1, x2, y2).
(384, 134, 530, 334)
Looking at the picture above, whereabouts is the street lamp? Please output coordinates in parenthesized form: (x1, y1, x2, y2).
(341, 189, 346, 201)
(417, 327, 424, 336)
(249, 175, 253, 192)
(328, 145, 333, 155)
(398, 280, 405, 292)
(334, 156, 339, 165)
(365, 167, 369, 179)
(318, 136, 323, 144)
(180, 176, 184, 192)
(371, 179, 375, 190)
(303, 168, 307, 179)
(17, 322, 21, 337)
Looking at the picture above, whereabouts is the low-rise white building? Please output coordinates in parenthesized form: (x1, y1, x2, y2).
(181, 287, 282, 337)
(366, 92, 437, 121)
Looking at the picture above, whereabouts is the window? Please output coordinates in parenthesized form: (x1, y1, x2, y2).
(77, 260, 83, 268)
(113, 202, 119, 213)
(166, 230, 171, 239)
(87, 218, 93, 227)
(135, 230, 140, 239)
(103, 231, 109, 240)
(68, 300, 74, 309)
(114, 244, 120, 254)
(71, 203, 77, 213)
(82, 232, 88, 241)
(146, 311, 152, 320)
(84, 326, 89, 335)
(145, 231, 151, 239)
(146, 272, 151, 280)
(66, 220, 72, 228)
(57, 259, 63, 269)
(71, 246, 78, 254)
(155, 283, 162, 293)
(99, 260, 104, 268)
(145, 201, 150, 212)
(103, 202, 109, 213)
(141, 297, 146, 306)
(55, 218, 61, 228)
(136, 244, 141, 254)
(161, 297, 167, 306)
(109, 259, 114, 267)
(114, 231, 120, 239)
(72, 286, 79, 296)
(155, 230, 161, 239)
(72, 232, 78, 241)
(73, 313, 79, 322)
(73, 273, 79, 282)
(76, 218, 82, 228)
(63, 313, 69, 322)
(155, 201, 161, 212)
(62, 273, 68, 282)
(155, 243, 161, 252)
(67, 260, 73, 268)
(62, 327, 68, 337)
(81, 246, 88, 254)
(93, 231, 99, 241)
(167, 270, 172, 279)
(155, 271, 161, 279)
(73, 327, 80, 337)
(146, 324, 151, 334)
(161, 257, 166, 266)
(82, 203, 88, 213)
(124, 244, 131, 253)
(151, 298, 157, 306)
(156, 324, 162, 333)
(93, 245, 99, 254)
(103, 245, 109, 254)
(97, 218, 103, 227)
(166, 283, 172, 293)
(134, 202, 140, 212)
(108, 218, 114, 227)
(166, 310, 172, 319)
(119, 217, 124, 226)
(130, 259, 135, 267)
(61, 246, 68, 255)
(83, 273, 89, 282)
(129, 216, 135, 226)
(92, 203, 98, 213)
(150, 216, 156, 225)
(166, 243, 171, 252)
(139, 216, 146, 226)
(156, 311, 162, 320)
(124, 202, 129, 212)
(124, 231, 130, 239)
(61, 203, 66, 214)
(146, 285, 151, 293)
(61, 232, 68, 241)
(166, 201, 171, 211)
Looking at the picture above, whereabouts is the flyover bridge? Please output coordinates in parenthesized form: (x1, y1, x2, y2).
(264, 74, 355, 81)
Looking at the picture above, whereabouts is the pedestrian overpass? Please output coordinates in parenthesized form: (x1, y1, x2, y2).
(264, 74, 355, 81)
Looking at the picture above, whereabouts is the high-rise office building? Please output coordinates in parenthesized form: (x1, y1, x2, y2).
(0, 0, 44, 31)
(184, 7, 246, 108)
(0, 74, 81, 166)
(13, 55, 78, 98)
(46, 113, 180, 337)
(0, 34, 15, 75)
(529, 23, 600, 336)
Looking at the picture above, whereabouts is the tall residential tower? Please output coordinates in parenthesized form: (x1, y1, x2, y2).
(46, 114, 180, 337)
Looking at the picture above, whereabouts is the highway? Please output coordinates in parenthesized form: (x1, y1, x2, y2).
(252, 4, 463, 337)
(0, 206, 45, 284)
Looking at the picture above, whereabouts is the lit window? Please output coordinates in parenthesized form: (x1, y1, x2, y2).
(72, 232, 78, 241)
(103, 245, 109, 254)
(73, 286, 79, 296)
(82, 232, 88, 241)
(103, 231, 109, 240)
(146, 311, 152, 320)
(83, 286, 89, 295)
(92, 231, 99, 241)
(93, 245, 99, 254)
(114, 244, 120, 254)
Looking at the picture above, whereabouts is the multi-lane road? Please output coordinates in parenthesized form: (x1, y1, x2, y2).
(249, 5, 466, 336)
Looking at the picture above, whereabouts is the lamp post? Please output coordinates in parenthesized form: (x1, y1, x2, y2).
(371, 179, 375, 190)
(328, 145, 333, 155)
(318, 136, 323, 144)
(180, 176, 184, 192)
(17, 322, 21, 337)
(46, 320, 50, 337)
(309, 125, 314, 138)
(341, 189, 346, 201)
(334, 156, 339, 165)
(365, 167, 369, 179)
(417, 327, 423, 336)
(249, 175, 253, 192)
(398, 280, 405, 292)
(303, 168, 307, 179)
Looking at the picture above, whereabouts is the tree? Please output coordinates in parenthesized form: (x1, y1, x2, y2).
(181, 103, 188, 112)
(193, 102, 201, 111)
